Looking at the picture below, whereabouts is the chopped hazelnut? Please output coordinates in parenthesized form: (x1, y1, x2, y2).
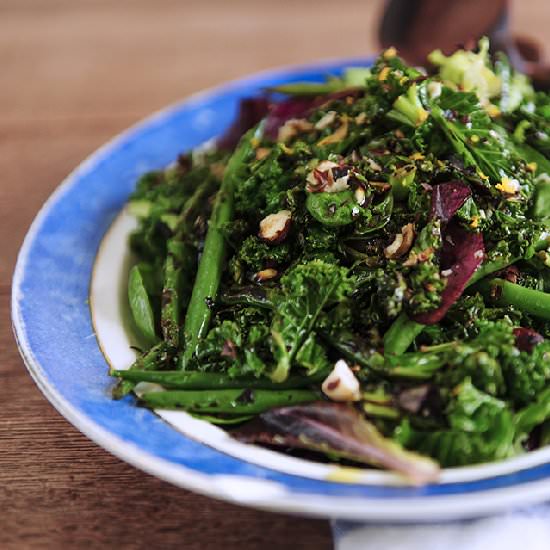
(258, 210, 292, 244)
(384, 223, 416, 259)
(322, 359, 361, 402)
(354, 186, 367, 206)
(306, 160, 351, 193)
(277, 118, 314, 143)
(317, 116, 349, 146)
(315, 111, 337, 130)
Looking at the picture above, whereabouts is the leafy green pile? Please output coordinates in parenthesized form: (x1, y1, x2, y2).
(111, 39, 550, 482)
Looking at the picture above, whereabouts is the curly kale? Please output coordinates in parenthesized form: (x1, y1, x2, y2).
(396, 378, 515, 467)
(233, 236, 292, 274)
(502, 341, 550, 407)
(270, 260, 353, 382)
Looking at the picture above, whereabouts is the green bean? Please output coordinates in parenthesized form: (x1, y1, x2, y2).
(112, 342, 170, 399)
(323, 330, 444, 379)
(160, 254, 182, 347)
(476, 278, 550, 320)
(111, 368, 330, 390)
(383, 313, 425, 356)
(266, 81, 345, 96)
(362, 402, 400, 420)
(161, 177, 219, 348)
(128, 264, 159, 347)
(189, 413, 255, 425)
(181, 131, 254, 367)
(140, 388, 319, 414)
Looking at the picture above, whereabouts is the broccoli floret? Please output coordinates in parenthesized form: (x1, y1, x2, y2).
(502, 341, 550, 407)
(387, 84, 428, 127)
(428, 37, 501, 105)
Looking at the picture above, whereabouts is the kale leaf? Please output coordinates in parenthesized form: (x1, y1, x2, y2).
(269, 260, 353, 382)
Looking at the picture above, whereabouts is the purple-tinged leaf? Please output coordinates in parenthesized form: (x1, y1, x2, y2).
(514, 327, 544, 353)
(234, 401, 440, 484)
(396, 385, 431, 414)
(217, 97, 270, 150)
(430, 181, 471, 223)
(414, 221, 485, 324)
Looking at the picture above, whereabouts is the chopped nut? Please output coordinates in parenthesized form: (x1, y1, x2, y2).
(306, 160, 350, 193)
(277, 118, 314, 143)
(322, 359, 361, 402)
(365, 157, 382, 171)
(315, 111, 337, 130)
(384, 223, 416, 259)
(331, 173, 351, 192)
(254, 268, 278, 282)
(317, 115, 349, 146)
(385, 234, 404, 258)
(258, 210, 292, 243)
(354, 186, 367, 206)
(355, 112, 367, 125)
(255, 147, 271, 161)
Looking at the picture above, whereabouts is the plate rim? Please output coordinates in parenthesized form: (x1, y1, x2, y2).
(11, 56, 550, 521)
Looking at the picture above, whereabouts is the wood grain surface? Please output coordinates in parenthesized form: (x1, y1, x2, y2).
(1, 1, 548, 548)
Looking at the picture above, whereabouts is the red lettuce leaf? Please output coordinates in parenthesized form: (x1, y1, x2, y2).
(430, 181, 471, 223)
(234, 401, 439, 484)
(263, 97, 319, 140)
(413, 221, 485, 325)
(217, 97, 270, 150)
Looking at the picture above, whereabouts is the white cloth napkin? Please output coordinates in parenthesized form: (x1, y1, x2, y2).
(332, 506, 550, 550)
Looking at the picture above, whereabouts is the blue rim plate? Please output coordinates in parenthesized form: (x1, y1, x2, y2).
(12, 58, 550, 521)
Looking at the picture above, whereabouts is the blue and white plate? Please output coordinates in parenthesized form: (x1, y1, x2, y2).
(12, 59, 550, 522)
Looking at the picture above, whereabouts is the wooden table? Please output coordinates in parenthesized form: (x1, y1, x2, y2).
(1, 1, 547, 548)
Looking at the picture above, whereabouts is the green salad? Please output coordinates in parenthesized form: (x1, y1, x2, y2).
(111, 39, 550, 484)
